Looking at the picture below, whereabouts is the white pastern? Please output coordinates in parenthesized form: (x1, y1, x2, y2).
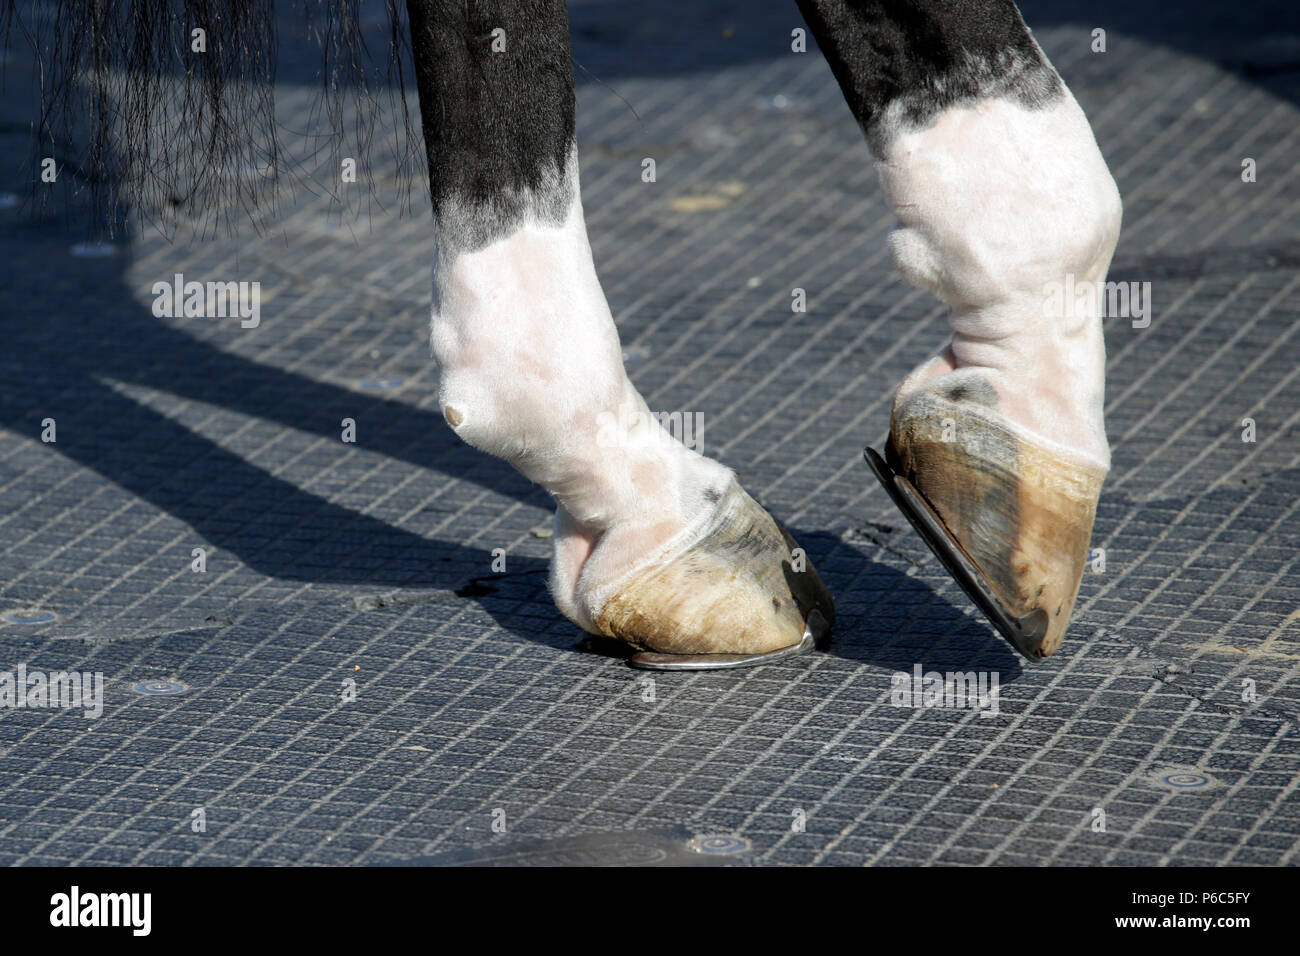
(879, 93, 1122, 468)
(428, 150, 733, 628)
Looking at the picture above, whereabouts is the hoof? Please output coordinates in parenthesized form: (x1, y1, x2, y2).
(590, 479, 835, 661)
(881, 391, 1105, 659)
(628, 609, 829, 671)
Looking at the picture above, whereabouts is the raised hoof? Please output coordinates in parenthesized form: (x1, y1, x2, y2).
(871, 397, 1105, 659)
(592, 479, 835, 662)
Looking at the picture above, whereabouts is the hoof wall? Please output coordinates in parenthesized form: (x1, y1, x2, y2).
(627, 610, 829, 671)
(864, 447, 1052, 660)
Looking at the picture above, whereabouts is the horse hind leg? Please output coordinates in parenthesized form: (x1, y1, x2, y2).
(406, 0, 834, 664)
(798, 0, 1121, 657)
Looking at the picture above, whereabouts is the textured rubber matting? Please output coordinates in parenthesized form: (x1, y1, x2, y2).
(0, 0, 1297, 865)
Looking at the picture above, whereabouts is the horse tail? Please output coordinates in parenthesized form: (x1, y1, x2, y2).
(1, 0, 421, 234)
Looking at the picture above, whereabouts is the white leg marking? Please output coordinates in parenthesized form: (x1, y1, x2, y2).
(880, 93, 1122, 468)
(428, 147, 732, 629)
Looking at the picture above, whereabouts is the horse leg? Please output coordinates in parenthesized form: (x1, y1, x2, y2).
(405, 0, 834, 659)
(798, 0, 1122, 656)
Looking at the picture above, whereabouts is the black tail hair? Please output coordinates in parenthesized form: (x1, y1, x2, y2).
(1, 0, 422, 236)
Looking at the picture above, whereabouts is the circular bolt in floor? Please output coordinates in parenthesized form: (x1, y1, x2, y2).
(687, 834, 751, 856)
(133, 680, 187, 696)
(3, 609, 57, 625)
(1147, 767, 1221, 793)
